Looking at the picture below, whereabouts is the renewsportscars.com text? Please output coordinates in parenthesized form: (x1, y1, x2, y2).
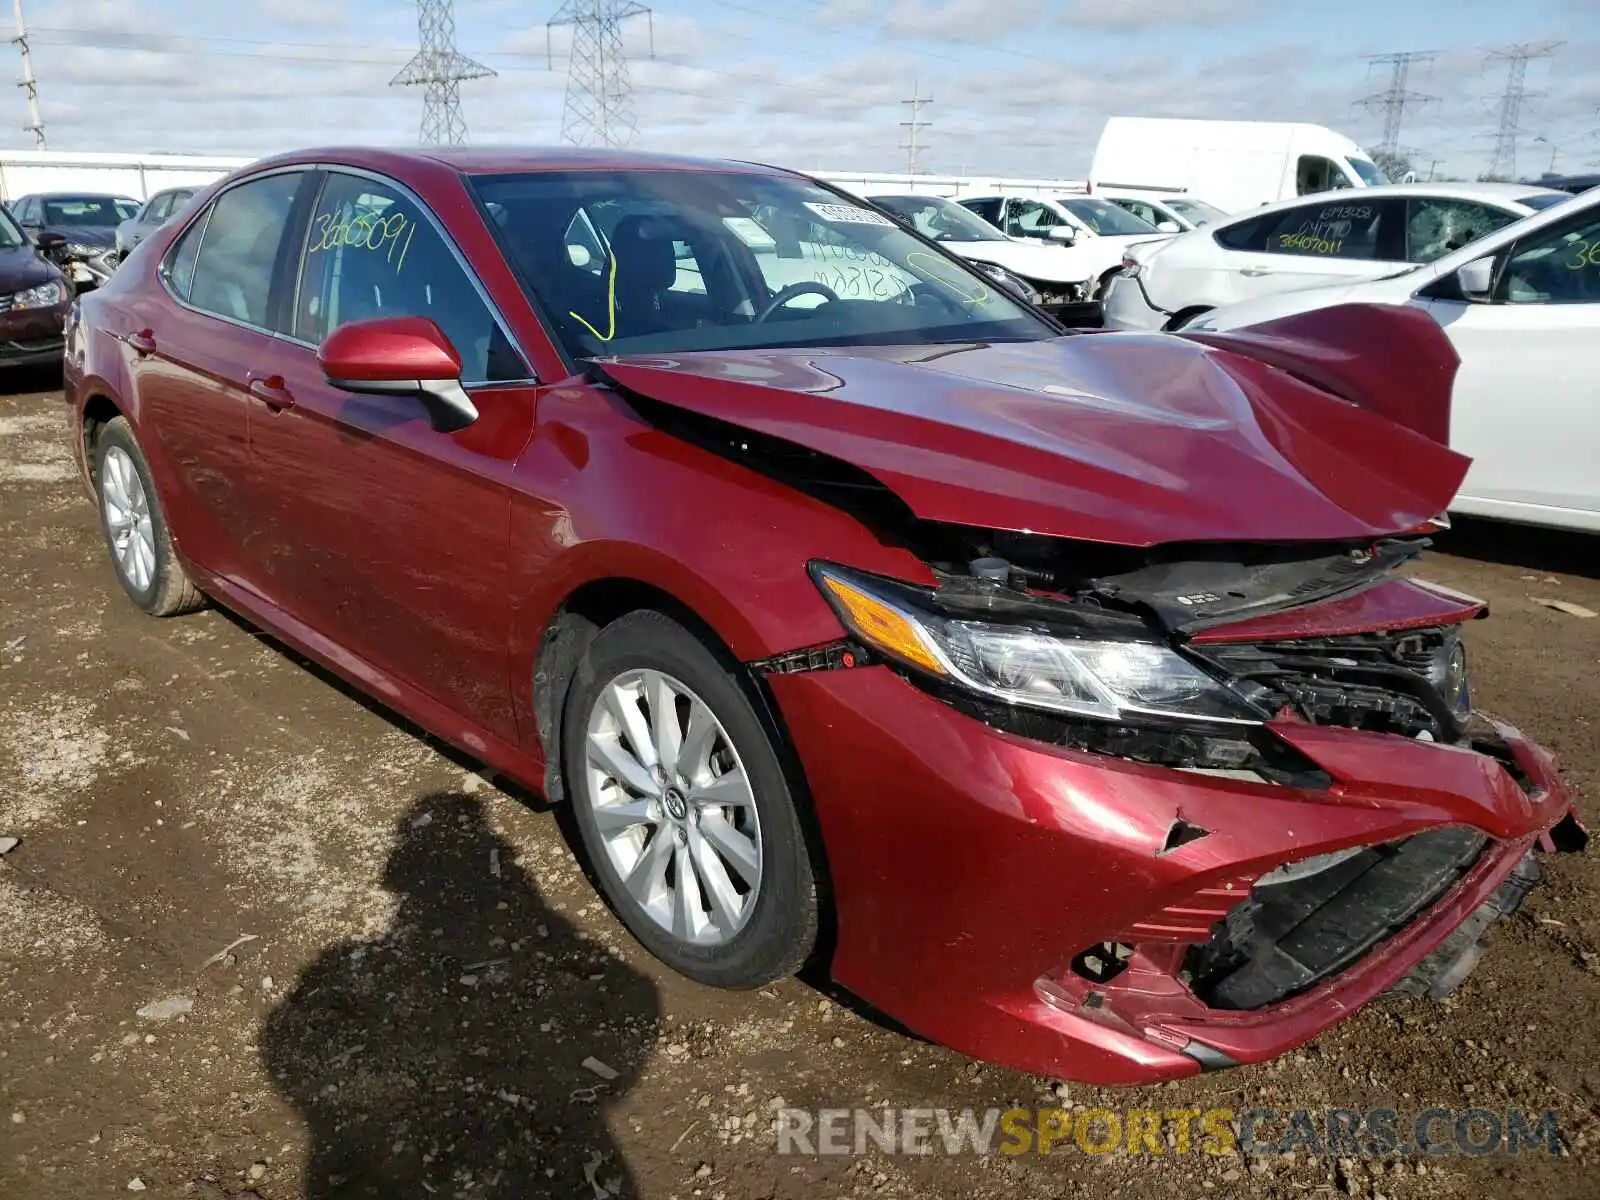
(775, 1106, 1563, 1158)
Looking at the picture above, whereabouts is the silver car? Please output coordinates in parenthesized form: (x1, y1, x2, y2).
(114, 187, 197, 262)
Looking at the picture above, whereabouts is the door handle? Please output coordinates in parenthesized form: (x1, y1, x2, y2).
(124, 328, 157, 356)
(1238, 268, 1274, 278)
(247, 373, 295, 411)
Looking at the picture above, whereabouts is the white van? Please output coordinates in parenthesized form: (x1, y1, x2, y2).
(1089, 118, 1389, 214)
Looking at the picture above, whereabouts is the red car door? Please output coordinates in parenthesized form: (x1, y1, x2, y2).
(127, 171, 309, 586)
(241, 169, 538, 744)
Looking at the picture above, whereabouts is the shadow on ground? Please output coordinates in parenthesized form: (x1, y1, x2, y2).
(261, 791, 661, 1198)
(1432, 516, 1600, 581)
(0, 363, 63, 398)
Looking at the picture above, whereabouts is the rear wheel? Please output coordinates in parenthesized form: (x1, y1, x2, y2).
(94, 418, 206, 616)
(563, 611, 818, 989)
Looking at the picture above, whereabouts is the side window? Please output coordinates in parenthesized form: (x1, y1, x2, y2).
(1117, 199, 1160, 226)
(1295, 156, 1344, 196)
(1405, 199, 1517, 264)
(146, 194, 172, 222)
(14, 198, 35, 224)
(1262, 199, 1387, 260)
(961, 198, 1002, 227)
(294, 172, 524, 383)
(161, 216, 206, 302)
(1005, 200, 1063, 238)
(1213, 215, 1270, 252)
(1501, 210, 1600, 305)
(188, 172, 304, 328)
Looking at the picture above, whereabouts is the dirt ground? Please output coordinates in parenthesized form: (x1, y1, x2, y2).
(2, 374, 1598, 1200)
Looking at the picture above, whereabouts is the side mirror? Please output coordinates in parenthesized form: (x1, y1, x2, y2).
(1456, 256, 1495, 301)
(1047, 226, 1077, 245)
(1156, 220, 1181, 233)
(318, 316, 479, 431)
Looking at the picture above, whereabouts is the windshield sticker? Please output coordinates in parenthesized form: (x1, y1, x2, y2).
(803, 202, 896, 228)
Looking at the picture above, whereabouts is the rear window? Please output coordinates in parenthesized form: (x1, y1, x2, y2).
(1520, 193, 1572, 212)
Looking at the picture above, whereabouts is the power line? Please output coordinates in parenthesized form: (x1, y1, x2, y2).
(10, 0, 43, 148)
(547, 0, 653, 148)
(391, 0, 495, 145)
(1482, 40, 1561, 180)
(899, 78, 931, 174)
(1355, 50, 1437, 167)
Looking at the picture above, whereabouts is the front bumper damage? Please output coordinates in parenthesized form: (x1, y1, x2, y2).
(767, 664, 1585, 1085)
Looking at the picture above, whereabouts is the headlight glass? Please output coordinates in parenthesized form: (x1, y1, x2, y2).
(813, 564, 1264, 726)
(65, 242, 102, 259)
(9, 279, 66, 309)
(970, 262, 1042, 306)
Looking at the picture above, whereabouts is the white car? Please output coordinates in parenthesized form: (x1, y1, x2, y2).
(1098, 189, 1230, 233)
(865, 194, 1098, 324)
(956, 194, 1173, 300)
(1186, 187, 1599, 534)
(1103, 182, 1572, 333)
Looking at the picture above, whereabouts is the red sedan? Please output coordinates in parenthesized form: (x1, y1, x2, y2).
(63, 147, 1584, 1085)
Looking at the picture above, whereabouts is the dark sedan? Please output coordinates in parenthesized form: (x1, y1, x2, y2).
(62, 146, 1584, 1087)
(12, 192, 138, 291)
(0, 201, 70, 369)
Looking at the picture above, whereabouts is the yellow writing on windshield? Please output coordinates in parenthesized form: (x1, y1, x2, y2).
(1564, 240, 1599, 270)
(569, 250, 618, 343)
(904, 250, 990, 305)
(308, 208, 417, 272)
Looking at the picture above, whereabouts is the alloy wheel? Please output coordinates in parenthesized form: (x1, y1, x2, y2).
(582, 668, 763, 947)
(101, 445, 156, 593)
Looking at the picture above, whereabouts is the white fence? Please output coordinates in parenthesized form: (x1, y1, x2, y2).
(818, 171, 1088, 200)
(0, 151, 252, 203)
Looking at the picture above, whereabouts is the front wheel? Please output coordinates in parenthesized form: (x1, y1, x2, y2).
(94, 417, 206, 616)
(563, 611, 819, 989)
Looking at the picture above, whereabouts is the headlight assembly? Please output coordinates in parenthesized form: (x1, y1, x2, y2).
(65, 242, 103, 259)
(811, 563, 1266, 727)
(968, 262, 1043, 307)
(8, 279, 67, 310)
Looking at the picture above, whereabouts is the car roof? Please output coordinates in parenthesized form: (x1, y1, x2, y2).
(1215, 181, 1565, 226)
(29, 191, 137, 200)
(246, 145, 794, 178)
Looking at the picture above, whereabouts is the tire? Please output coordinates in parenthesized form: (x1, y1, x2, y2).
(562, 610, 818, 989)
(94, 417, 206, 616)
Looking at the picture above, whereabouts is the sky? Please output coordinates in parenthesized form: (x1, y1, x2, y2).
(4, 0, 1599, 182)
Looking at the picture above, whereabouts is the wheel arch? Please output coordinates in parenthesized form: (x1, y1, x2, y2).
(1165, 305, 1214, 331)
(529, 571, 788, 807)
(531, 575, 839, 968)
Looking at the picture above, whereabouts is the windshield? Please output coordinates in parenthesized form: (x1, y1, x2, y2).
(1165, 197, 1228, 226)
(1346, 157, 1389, 187)
(472, 171, 1053, 360)
(870, 195, 1009, 243)
(41, 196, 135, 227)
(1520, 192, 1572, 212)
(0, 207, 23, 250)
(1057, 197, 1160, 236)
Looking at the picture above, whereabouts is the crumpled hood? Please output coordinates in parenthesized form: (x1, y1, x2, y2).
(47, 224, 116, 250)
(598, 324, 1469, 547)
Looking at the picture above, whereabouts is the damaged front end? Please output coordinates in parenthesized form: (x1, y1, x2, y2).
(596, 305, 1584, 1082)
